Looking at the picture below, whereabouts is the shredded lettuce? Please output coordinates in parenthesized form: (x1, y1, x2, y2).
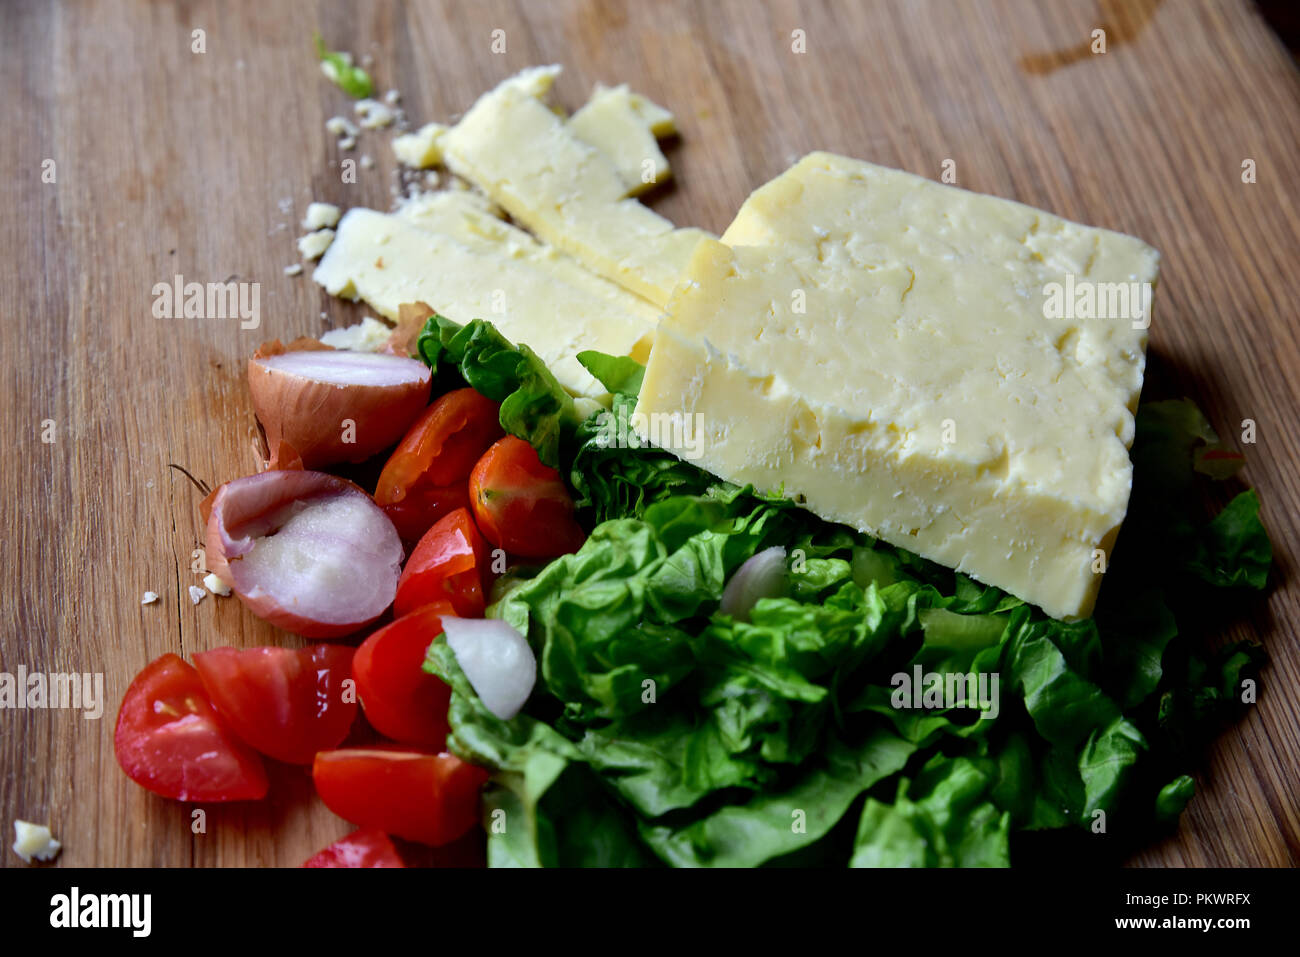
(418, 331, 1273, 867)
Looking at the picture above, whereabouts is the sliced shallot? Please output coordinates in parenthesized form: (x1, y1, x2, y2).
(205, 470, 404, 638)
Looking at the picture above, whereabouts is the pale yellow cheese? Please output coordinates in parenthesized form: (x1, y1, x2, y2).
(312, 194, 657, 397)
(392, 122, 448, 169)
(568, 85, 672, 196)
(635, 152, 1159, 620)
(439, 69, 711, 308)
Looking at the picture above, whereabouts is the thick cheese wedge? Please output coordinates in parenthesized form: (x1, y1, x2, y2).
(634, 152, 1159, 619)
(439, 68, 711, 308)
(313, 192, 657, 397)
(568, 84, 673, 196)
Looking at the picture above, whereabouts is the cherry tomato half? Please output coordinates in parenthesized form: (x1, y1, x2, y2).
(469, 436, 586, 558)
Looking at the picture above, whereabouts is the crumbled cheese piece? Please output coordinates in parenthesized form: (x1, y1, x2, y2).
(297, 229, 336, 260)
(302, 202, 342, 230)
(141, 591, 160, 605)
(338, 135, 357, 151)
(392, 122, 448, 169)
(424, 170, 441, 188)
(354, 98, 397, 130)
(384, 88, 401, 105)
(360, 154, 375, 169)
(188, 585, 206, 605)
(326, 116, 359, 138)
(203, 573, 232, 597)
(319, 316, 395, 352)
(12, 821, 61, 863)
(283, 263, 304, 277)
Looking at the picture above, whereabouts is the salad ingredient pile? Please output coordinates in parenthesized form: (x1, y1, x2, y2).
(110, 58, 1274, 869)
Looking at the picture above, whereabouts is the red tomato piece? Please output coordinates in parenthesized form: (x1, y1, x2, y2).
(353, 602, 455, 749)
(114, 653, 268, 802)
(193, 645, 358, 765)
(302, 827, 405, 868)
(469, 436, 586, 558)
(312, 749, 489, 847)
(394, 507, 491, 618)
(379, 482, 471, 546)
(375, 388, 503, 541)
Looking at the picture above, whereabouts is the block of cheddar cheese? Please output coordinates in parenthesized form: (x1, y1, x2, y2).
(634, 152, 1159, 619)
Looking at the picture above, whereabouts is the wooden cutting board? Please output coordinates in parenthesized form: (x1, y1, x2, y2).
(3, 0, 1297, 868)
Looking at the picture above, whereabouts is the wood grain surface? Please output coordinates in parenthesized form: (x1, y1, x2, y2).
(3, 0, 1297, 868)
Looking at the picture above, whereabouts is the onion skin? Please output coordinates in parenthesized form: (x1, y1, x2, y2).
(247, 343, 432, 469)
(205, 470, 404, 638)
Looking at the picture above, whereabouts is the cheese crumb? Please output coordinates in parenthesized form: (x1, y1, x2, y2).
(302, 202, 342, 230)
(141, 591, 159, 605)
(320, 316, 393, 353)
(354, 98, 397, 130)
(297, 229, 336, 260)
(325, 116, 359, 138)
(12, 821, 61, 863)
(392, 122, 448, 169)
(188, 585, 206, 605)
(283, 263, 304, 277)
(360, 154, 375, 170)
(384, 88, 402, 106)
(203, 573, 232, 597)
(338, 135, 357, 151)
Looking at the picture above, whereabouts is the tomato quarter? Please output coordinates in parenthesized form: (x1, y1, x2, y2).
(394, 507, 491, 618)
(353, 602, 455, 749)
(375, 388, 503, 541)
(302, 827, 405, 868)
(114, 654, 268, 802)
(312, 748, 489, 846)
(193, 645, 358, 765)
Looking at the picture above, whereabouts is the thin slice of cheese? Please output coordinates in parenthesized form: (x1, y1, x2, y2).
(634, 152, 1159, 620)
(439, 68, 711, 308)
(569, 85, 672, 196)
(313, 194, 657, 397)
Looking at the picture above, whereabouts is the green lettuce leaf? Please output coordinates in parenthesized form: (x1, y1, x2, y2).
(415, 313, 577, 468)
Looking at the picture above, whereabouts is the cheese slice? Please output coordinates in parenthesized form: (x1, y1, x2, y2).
(568, 85, 672, 196)
(634, 152, 1158, 619)
(313, 192, 657, 397)
(439, 68, 711, 308)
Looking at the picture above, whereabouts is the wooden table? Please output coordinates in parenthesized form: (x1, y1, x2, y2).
(3, 0, 1297, 867)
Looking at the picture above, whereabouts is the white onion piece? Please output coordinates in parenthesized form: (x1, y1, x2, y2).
(720, 546, 788, 622)
(442, 617, 536, 720)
